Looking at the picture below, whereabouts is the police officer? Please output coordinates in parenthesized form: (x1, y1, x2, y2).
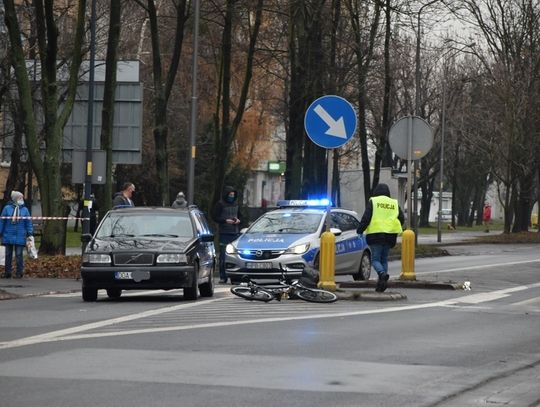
(357, 183, 404, 292)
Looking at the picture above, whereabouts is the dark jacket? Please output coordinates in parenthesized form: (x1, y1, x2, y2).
(112, 192, 134, 208)
(356, 183, 404, 247)
(212, 186, 241, 235)
(0, 201, 33, 246)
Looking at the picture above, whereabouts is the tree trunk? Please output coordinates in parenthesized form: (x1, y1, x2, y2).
(4, 0, 86, 254)
(98, 0, 122, 214)
(146, 0, 189, 206)
(212, 0, 264, 207)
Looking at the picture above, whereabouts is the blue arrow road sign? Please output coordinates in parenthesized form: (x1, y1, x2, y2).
(304, 95, 357, 149)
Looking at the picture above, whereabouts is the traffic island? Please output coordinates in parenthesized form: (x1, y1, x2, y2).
(339, 279, 463, 290)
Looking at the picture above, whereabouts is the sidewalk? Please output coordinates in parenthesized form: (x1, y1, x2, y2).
(0, 277, 81, 300)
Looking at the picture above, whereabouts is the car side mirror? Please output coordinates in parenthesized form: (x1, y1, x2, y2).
(200, 234, 214, 242)
(330, 227, 342, 236)
(240, 228, 248, 234)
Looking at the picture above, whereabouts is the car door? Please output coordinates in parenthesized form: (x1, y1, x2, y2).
(330, 211, 362, 275)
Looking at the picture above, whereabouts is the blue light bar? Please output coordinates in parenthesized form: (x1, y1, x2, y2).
(277, 199, 332, 208)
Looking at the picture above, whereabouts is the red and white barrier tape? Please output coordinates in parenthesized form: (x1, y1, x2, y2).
(0, 216, 89, 221)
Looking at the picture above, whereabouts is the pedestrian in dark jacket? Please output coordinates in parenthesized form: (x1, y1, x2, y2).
(357, 183, 404, 292)
(0, 191, 34, 279)
(112, 182, 135, 208)
(89, 194, 99, 235)
(212, 186, 241, 283)
(172, 191, 188, 208)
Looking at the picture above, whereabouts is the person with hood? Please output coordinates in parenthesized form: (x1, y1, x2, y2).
(172, 191, 188, 208)
(356, 183, 404, 292)
(0, 191, 33, 279)
(212, 186, 241, 283)
(112, 182, 135, 208)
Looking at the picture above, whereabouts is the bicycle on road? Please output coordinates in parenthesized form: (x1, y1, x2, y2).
(230, 266, 338, 304)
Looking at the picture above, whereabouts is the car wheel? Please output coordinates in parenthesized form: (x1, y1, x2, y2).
(184, 263, 199, 300)
(353, 252, 371, 281)
(313, 253, 320, 270)
(106, 288, 122, 299)
(199, 264, 214, 297)
(82, 285, 98, 302)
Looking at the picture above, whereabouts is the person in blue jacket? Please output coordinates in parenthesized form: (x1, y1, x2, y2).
(0, 191, 33, 279)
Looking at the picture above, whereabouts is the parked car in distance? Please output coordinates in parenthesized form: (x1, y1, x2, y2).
(224, 199, 371, 283)
(81, 206, 215, 302)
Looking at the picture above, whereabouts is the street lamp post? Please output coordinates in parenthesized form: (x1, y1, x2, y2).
(187, 0, 200, 206)
(413, 0, 439, 243)
(437, 69, 446, 243)
(81, 0, 97, 252)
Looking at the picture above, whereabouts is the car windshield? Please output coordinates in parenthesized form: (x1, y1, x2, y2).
(248, 212, 323, 234)
(96, 213, 194, 239)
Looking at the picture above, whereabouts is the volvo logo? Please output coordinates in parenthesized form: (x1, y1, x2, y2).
(255, 250, 263, 257)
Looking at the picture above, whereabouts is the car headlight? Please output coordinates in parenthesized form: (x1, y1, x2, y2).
(156, 253, 188, 264)
(83, 253, 111, 264)
(285, 243, 310, 254)
(225, 244, 237, 254)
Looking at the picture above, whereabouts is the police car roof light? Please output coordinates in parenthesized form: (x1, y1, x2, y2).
(277, 199, 332, 208)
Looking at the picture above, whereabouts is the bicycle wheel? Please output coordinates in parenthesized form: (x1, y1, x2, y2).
(230, 286, 274, 302)
(295, 287, 338, 303)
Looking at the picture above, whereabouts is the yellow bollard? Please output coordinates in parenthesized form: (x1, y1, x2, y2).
(400, 229, 416, 280)
(318, 230, 337, 291)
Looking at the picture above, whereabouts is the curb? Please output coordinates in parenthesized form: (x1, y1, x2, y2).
(336, 288, 407, 301)
(0, 289, 20, 300)
(339, 279, 463, 290)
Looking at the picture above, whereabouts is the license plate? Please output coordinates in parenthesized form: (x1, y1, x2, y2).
(246, 262, 272, 269)
(115, 271, 133, 279)
(114, 271, 150, 282)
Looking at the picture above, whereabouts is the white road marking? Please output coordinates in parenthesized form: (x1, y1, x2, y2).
(510, 297, 540, 307)
(0, 297, 229, 350)
(2, 283, 540, 350)
(415, 258, 540, 276)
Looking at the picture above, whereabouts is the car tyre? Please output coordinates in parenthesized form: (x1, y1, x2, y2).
(82, 285, 98, 302)
(184, 263, 199, 300)
(199, 264, 214, 297)
(106, 288, 122, 299)
(353, 252, 371, 281)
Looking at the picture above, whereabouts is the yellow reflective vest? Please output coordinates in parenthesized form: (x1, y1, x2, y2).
(365, 196, 403, 234)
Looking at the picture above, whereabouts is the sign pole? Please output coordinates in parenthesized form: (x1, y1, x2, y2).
(304, 95, 357, 292)
(82, 0, 97, 253)
(407, 116, 413, 229)
(326, 149, 333, 231)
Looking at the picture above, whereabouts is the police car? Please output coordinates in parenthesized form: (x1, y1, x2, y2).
(224, 200, 371, 282)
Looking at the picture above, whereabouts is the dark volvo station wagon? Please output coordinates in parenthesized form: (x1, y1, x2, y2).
(81, 207, 216, 302)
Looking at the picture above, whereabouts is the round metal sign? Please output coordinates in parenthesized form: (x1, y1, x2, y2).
(388, 116, 434, 160)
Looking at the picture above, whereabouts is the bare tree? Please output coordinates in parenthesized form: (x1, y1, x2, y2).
(136, 0, 190, 206)
(97, 0, 122, 214)
(3, 0, 86, 254)
(211, 0, 264, 207)
(455, 0, 540, 232)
